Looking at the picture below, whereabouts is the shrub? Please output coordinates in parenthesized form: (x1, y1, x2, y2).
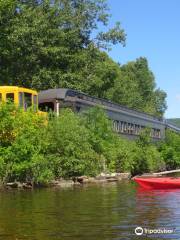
(47, 109, 101, 177)
(0, 103, 50, 183)
(159, 130, 180, 169)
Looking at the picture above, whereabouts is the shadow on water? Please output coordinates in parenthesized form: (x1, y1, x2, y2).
(0, 181, 180, 240)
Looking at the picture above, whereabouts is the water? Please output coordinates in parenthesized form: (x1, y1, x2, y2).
(0, 181, 180, 240)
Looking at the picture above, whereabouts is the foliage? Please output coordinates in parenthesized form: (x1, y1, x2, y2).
(0, 104, 179, 184)
(167, 118, 180, 128)
(105, 57, 167, 117)
(159, 130, 180, 170)
(0, 0, 166, 116)
(0, 103, 50, 183)
(47, 109, 101, 177)
(131, 129, 165, 175)
(0, 0, 125, 90)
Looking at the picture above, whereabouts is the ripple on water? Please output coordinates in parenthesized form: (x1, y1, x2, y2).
(0, 183, 180, 239)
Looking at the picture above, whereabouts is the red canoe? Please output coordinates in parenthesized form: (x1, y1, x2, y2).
(133, 177, 180, 189)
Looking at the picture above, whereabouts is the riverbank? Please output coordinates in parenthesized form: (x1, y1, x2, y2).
(3, 172, 131, 190)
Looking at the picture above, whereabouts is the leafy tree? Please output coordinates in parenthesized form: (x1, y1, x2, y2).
(0, 103, 50, 183)
(47, 109, 101, 177)
(132, 129, 165, 175)
(159, 130, 180, 170)
(0, 0, 126, 90)
(0, 104, 179, 183)
(107, 57, 167, 116)
(0, 0, 167, 117)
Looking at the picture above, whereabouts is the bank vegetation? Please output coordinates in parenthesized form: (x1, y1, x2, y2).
(0, 104, 179, 185)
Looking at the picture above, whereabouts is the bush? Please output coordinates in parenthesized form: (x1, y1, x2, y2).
(130, 129, 165, 175)
(159, 130, 180, 169)
(47, 109, 101, 178)
(0, 103, 179, 184)
(0, 103, 50, 183)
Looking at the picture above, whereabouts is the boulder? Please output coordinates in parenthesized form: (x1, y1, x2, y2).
(6, 182, 18, 188)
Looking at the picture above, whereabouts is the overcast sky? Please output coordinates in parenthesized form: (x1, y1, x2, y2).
(106, 0, 180, 118)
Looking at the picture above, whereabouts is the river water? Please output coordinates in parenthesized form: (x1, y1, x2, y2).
(0, 181, 180, 240)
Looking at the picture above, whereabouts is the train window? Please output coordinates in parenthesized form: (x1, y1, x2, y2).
(131, 124, 134, 134)
(24, 92, 32, 109)
(39, 102, 54, 112)
(158, 130, 161, 138)
(113, 120, 119, 132)
(120, 121, 123, 132)
(124, 122, 127, 132)
(33, 95, 38, 111)
(117, 121, 120, 132)
(128, 123, 131, 134)
(6, 93, 14, 102)
(19, 92, 24, 107)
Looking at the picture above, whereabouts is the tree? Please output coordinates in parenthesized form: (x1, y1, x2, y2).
(160, 130, 180, 170)
(0, 0, 126, 90)
(0, 0, 167, 117)
(106, 57, 167, 116)
(47, 109, 101, 177)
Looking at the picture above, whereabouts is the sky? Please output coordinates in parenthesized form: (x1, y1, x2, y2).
(104, 0, 180, 118)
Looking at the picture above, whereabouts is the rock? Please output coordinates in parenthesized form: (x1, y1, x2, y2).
(95, 174, 107, 180)
(96, 172, 131, 181)
(99, 172, 107, 177)
(116, 172, 131, 180)
(94, 178, 107, 183)
(22, 182, 33, 189)
(6, 182, 19, 188)
(107, 177, 118, 182)
(87, 177, 96, 183)
(49, 180, 60, 186)
(110, 173, 117, 177)
(115, 176, 122, 181)
(6, 182, 33, 189)
(76, 176, 89, 184)
(56, 180, 74, 188)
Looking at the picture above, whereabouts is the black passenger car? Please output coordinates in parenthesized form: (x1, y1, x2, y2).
(38, 88, 179, 140)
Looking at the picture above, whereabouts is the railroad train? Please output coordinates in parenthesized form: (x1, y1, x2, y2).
(0, 86, 38, 110)
(0, 86, 179, 140)
(38, 88, 180, 140)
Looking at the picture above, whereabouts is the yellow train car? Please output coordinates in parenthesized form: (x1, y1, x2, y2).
(0, 86, 38, 111)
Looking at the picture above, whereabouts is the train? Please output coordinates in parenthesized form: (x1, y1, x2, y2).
(0, 86, 179, 140)
(0, 86, 38, 110)
(38, 88, 180, 140)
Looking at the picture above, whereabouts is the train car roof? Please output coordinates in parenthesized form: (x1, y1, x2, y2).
(0, 86, 37, 94)
(39, 88, 164, 122)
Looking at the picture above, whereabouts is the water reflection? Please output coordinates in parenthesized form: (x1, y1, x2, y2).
(0, 183, 180, 239)
(133, 187, 180, 239)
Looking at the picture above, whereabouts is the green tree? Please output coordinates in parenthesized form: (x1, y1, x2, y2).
(47, 109, 101, 177)
(132, 128, 165, 175)
(0, 0, 126, 90)
(160, 130, 180, 170)
(107, 57, 167, 116)
(0, 103, 51, 183)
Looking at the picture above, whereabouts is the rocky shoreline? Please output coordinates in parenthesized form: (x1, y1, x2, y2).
(3, 172, 131, 190)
